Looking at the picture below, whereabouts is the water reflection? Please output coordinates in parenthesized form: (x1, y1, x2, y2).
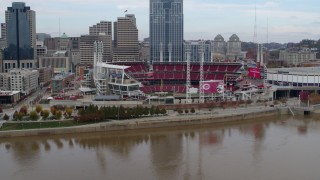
(150, 134, 183, 179)
(1, 115, 320, 180)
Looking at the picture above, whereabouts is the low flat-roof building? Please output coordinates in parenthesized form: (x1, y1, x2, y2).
(0, 91, 20, 104)
(51, 73, 75, 94)
(279, 49, 317, 66)
(39, 67, 53, 87)
(39, 51, 71, 73)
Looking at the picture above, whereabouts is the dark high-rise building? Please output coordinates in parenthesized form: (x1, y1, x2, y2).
(150, 0, 184, 63)
(3, 2, 36, 69)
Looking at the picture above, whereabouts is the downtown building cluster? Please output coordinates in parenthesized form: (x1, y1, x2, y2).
(0, 1, 318, 104)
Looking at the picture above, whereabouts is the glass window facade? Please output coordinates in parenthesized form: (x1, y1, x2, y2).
(150, 0, 184, 63)
(4, 2, 34, 64)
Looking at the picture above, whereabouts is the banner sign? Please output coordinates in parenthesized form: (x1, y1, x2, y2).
(200, 80, 224, 94)
(248, 67, 261, 78)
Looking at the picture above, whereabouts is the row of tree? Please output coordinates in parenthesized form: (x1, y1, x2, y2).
(11, 105, 73, 121)
(75, 105, 167, 123)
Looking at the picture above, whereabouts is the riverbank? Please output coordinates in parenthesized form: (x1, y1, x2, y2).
(0, 106, 279, 138)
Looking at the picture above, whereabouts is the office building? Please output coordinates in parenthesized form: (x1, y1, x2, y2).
(89, 21, 112, 36)
(36, 40, 47, 57)
(0, 23, 5, 40)
(279, 49, 317, 66)
(36, 33, 51, 41)
(150, 0, 184, 63)
(3, 2, 36, 69)
(39, 67, 53, 87)
(226, 34, 241, 60)
(0, 23, 6, 49)
(113, 14, 139, 62)
(0, 50, 2, 73)
(213, 34, 226, 61)
(0, 69, 39, 95)
(51, 73, 75, 94)
(185, 40, 212, 62)
(39, 51, 71, 73)
(80, 34, 112, 64)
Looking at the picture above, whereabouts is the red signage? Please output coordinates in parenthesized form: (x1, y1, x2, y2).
(200, 80, 224, 94)
(248, 67, 261, 78)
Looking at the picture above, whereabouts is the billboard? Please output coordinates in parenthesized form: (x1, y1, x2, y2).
(200, 80, 224, 94)
(248, 67, 261, 79)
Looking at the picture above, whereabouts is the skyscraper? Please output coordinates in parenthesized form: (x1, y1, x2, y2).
(3, 2, 36, 70)
(0, 23, 5, 40)
(150, 0, 184, 63)
(113, 14, 139, 62)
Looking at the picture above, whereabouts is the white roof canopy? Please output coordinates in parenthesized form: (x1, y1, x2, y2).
(96, 63, 130, 70)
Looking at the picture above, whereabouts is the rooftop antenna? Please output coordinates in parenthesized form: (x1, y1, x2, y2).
(253, 1, 257, 44)
(59, 17, 61, 37)
(267, 17, 269, 47)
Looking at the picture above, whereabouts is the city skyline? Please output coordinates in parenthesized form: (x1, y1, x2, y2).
(1, 0, 320, 43)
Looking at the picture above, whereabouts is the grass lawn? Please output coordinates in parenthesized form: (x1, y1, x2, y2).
(0, 120, 83, 131)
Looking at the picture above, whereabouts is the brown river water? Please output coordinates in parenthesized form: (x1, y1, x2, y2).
(1, 115, 320, 180)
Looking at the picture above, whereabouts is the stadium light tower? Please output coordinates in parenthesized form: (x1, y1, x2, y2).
(185, 42, 192, 104)
(199, 40, 205, 103)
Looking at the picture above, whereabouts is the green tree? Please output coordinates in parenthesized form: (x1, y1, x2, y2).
(150, 106, 155, 116)
(143, 107, 149, 116)
(35, 105, 43, 114)
(41, 110, 50, 120)
(17, 112, 24, 121)
(160, 108, 167, 115)
(190, 108, 195, 114)
(185, 109, 189, 114)
(56, 110, 62, 120)
(155, 106, 161, 115)
(29, 111, 39, 121)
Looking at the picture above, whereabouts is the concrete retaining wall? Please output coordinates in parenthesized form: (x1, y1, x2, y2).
(0, 109, 277, 138)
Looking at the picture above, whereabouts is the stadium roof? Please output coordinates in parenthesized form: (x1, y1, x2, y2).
(268, 67, 320, 75)
(96, 63, 130, 70)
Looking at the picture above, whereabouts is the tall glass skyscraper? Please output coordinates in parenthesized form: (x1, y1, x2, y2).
(150, 0, 184, 63)
(4, 2, 36, 68)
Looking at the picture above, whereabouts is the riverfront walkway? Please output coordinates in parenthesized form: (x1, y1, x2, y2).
(80, 105, 277, 128)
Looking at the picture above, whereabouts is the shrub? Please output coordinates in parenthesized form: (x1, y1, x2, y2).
(19, 106, 28, 115)
(41, 110, 50, 120)
(50, 106, 57, 115)
(29, 111, 39, 121)
(177, 109, 183, 114)
(155, 106, 161, 115)
(190, 108, 195, 113)
(17, 112, 24, 121)
(246, 99, 253, 104)
(185, 109, 189, 114)
(160, 108, 167, 115)
(65, 107, 73, 118)
(35, 105, 43, 114)
(13, 111, 18, 120)
(56, 110, 62, 120)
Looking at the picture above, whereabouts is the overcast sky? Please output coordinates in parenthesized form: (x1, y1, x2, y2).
(1, 0, 320, 43)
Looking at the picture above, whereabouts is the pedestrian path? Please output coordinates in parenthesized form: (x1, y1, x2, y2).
(0, 121, 4, 128)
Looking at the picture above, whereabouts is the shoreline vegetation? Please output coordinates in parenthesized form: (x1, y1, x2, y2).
(0, 104, 278, 138)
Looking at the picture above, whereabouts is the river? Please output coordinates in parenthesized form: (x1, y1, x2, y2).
(1, 115, 320, 180)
